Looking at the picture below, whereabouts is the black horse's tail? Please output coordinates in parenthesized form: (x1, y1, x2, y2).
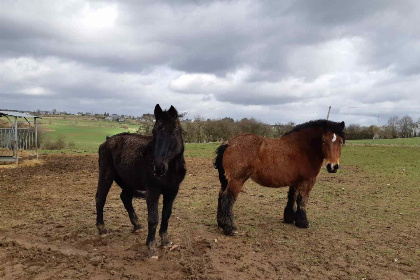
(214, 143, 229, 191)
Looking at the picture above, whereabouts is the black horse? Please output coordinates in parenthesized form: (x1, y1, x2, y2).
(95, 104, 186, 251)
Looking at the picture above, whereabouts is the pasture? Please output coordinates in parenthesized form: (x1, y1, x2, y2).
(0, 123, 419, 279)
(39, 116, 139, 153)
(347, 137, 420, 147)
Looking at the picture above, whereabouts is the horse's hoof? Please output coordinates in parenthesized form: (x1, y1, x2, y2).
(147, 241, 158, 258)
(132, 224, 142, 233)
(97, 224, 108, 236)
(147, 240, 157, 249)
(147, 249, 158, 259)
(223, 226, 237, 236)
(295, 219, 309, 228)
(283, 216, 295, 224)
(161, 241, 172, 248)
(160, 233, 171, 247)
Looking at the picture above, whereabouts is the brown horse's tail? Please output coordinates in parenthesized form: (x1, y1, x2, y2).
(214, 143, 229, 191)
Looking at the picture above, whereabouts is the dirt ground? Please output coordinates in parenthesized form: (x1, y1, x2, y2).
(0, 154, 418, 279)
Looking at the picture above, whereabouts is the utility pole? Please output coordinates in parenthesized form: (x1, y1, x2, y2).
(327, 106, 331, 120)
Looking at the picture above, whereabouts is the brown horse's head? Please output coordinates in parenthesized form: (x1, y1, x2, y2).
(322, 121, 345, 173)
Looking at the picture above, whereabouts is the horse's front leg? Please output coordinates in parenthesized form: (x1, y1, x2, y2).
(295, 179, 316, 228)
(159, 188, 179, 247)
(146, 191, 160, 251)
(284, 185, 297, 224)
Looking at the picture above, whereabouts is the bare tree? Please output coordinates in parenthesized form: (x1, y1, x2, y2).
(387, 116, 400, 138)
(273, 122, 295, 138)
(138, 114, 155, 136)
(398, 115, 414, 138)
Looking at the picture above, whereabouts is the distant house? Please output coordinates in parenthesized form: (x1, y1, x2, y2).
(142, 113, 154, 119)
(118, 118, 125, 122)
(38, 111, 51, 116)
(413, 122, 420, 136)
(105, 116, 113, 121)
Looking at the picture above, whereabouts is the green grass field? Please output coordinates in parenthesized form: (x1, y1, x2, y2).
(347, 137, 420, 146)
(39, 116, 139, 153)
(39, 116, 420, 155)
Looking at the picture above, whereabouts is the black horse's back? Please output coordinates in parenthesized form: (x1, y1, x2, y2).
(102, 132, 153, 156)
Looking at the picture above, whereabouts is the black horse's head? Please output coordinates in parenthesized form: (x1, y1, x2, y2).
(152, 104, 184, 177)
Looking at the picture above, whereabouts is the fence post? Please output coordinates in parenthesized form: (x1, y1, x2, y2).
(14, 116, 18, 164)
(327, 106, 331, 120)
(35, 117, 38, 161)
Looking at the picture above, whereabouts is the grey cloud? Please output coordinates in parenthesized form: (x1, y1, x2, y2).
(0, 0, 419, 125)
(216, 93, 299, 106)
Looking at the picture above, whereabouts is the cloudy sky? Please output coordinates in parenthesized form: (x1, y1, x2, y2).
(1, 0, 419, 125)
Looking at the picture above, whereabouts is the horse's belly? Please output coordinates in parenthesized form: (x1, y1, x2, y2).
(250, 173, 289, 188)
(115, 167, 145, 190)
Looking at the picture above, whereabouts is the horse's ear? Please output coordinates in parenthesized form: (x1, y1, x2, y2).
(340, 121, 345, 131)
(168, 105, 178, 119)
(154, 104, 163, 120)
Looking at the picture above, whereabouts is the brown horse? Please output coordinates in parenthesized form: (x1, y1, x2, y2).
(214, 120, 345, 235)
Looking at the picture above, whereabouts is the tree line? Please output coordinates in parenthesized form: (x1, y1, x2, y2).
(137, 115, 419, 143)
(345, 115, 419, 140)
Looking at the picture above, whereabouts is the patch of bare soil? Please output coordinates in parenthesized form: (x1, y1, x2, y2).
(0, 155, 418, 279)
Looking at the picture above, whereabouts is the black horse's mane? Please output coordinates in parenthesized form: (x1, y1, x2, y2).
(284, 119, 345, 139)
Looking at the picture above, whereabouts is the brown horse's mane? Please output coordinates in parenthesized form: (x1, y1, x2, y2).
(284, 119, 345, 140)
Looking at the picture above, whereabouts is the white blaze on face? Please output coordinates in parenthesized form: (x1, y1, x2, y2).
(332, 133, 337, 142)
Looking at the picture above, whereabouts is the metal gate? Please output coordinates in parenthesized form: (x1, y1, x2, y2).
(0, 128, 15, 157)
(0, 111, 40, 164)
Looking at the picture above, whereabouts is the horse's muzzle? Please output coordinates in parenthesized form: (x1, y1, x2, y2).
(153, 163, 167, 177)
(327, 163, 339, 173)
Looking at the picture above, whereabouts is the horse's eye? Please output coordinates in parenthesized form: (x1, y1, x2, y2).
(171, 132, 176, 136)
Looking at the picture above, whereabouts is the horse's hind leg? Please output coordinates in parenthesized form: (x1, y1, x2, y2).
(95, 174, 113, 236)
(159, 189, 179, 246)
(120, 190, 141, 232)
(284, 185, 297, 224)
(216, 175, 229, 229)
(218, 179, 243, 235)
(295, 179, 315, 228)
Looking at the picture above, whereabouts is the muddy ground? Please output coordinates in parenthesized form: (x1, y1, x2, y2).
(0, 154, 418, 279)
